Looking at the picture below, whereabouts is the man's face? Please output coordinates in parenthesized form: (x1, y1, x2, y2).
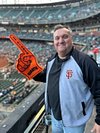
(53, 28, 73, 56)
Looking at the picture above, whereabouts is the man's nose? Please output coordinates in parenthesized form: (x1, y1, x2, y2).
(59, 37, 64, 43)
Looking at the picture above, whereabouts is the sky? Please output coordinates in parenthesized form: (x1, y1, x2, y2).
(0, 0, 65, 4)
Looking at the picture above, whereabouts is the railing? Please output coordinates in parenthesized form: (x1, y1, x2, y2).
(24, 105, 45, 133)
(0, 83, 45, 133)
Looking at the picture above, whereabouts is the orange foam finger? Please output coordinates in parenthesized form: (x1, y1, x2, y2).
(9, 34, 44, 79)
(16, 57, 43, 79)
(9, 34, 32, 55)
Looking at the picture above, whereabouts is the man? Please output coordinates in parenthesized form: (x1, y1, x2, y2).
(11, 24, 100, 133)
(33, 25, 100, 133)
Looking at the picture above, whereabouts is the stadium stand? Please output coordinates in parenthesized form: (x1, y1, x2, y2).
(0, 0, 99, 132)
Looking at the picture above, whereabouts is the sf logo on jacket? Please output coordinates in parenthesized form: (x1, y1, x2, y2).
(66, 70, 73, 79)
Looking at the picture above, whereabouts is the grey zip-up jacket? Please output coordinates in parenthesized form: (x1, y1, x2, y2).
(34, 48, 100, 126)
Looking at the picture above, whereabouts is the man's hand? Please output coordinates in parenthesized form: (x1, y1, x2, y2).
(9, 34, 43, 80)
(91, 123, 100, 133)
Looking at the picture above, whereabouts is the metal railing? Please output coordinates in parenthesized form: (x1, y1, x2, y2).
(24, 105, 45, 133)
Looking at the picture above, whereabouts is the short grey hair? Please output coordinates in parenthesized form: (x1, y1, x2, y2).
(54, 24, 72, 35)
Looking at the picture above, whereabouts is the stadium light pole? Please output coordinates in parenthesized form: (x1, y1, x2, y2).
(14, 0, 15, 4)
